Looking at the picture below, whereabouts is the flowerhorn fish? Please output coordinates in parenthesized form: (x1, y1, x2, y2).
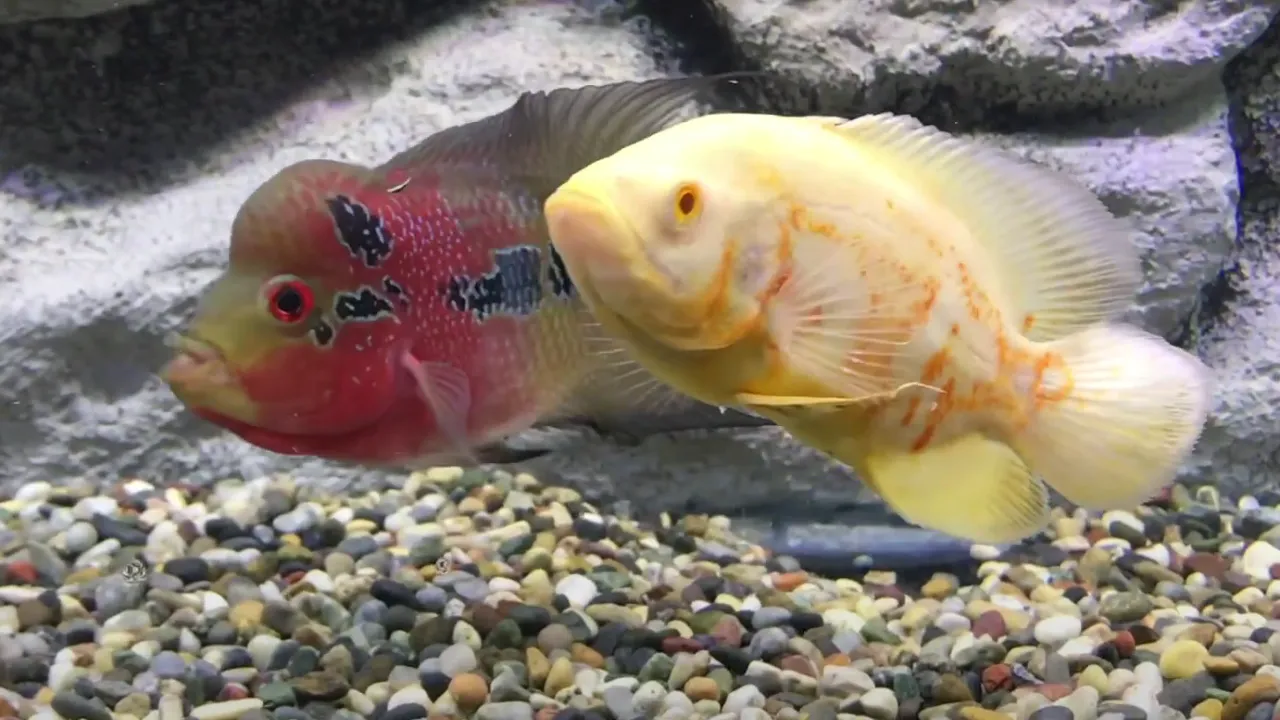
(543, 111, 1215, 543)
(161, 75, 774, 467)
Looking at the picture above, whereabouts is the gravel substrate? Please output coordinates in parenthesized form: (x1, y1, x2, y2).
(4, 471, 1280, 720)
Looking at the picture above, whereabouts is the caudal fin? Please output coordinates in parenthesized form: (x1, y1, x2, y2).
(1017, 324, 1213, 511)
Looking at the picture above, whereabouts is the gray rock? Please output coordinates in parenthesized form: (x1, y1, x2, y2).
(1, 0, 1279, 516)
(0, 0, 155, 23)
(1191, 15, 1280, 493)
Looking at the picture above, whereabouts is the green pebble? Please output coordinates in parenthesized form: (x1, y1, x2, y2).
(409, 538, 446, 566)
(257, 682, 298, 707)
(493, 660, 528, 686)
(589, 568, 632, 592)
(278, 545, 314, 562)
(484, 619, 524, 650)
(686, 611, 725, 636)
(497, 534, 534, 557)
(860, 618, 901, 646)
(893, 672, 920, 700)
(707, 667, 734, 697)
(638, 653, 675, 684)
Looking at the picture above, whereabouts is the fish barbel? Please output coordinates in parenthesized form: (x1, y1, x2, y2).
(160, 75, 774, 467)
(543, 111, 1214, 543)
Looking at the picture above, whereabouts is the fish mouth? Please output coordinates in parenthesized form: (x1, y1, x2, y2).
(545, 188, 681, 320)
(545, 188, 640, 287)
(162, 333, 234, 387)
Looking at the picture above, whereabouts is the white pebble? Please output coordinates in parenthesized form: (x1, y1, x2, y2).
(202, 592, 229, 618)
(1101, 510, 1144, 534)
(1093, 538, 1132, 555)
(387, 685, 431, 710)
(13, 481, 53, 503)
(554, 573, 598, 607)
(190, 699, 265, 720)
(822, 608, 865, 634)
(1056, 636, 1098, 658)
(970, 544, 1002, 560)
(935, 613, 971, 633)
(1136, 545, 1172, 567)
(302, 570, 335, 594)
(1033, 615, 1083, 645)
(73, 496, 119, 520)
(489, 577, 521, 593)
(1242, 540, 1280, 580)
(858, 687, 898, 720)
(398, 523, 444, 549)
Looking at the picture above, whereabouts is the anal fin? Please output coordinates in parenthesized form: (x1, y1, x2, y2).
(859, 433, 1049, 544)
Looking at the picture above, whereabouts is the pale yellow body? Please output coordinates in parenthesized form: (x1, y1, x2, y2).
(546, 111, 1214, 544)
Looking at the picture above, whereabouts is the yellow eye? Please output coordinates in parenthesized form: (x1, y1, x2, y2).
(673, 183, 701, 223)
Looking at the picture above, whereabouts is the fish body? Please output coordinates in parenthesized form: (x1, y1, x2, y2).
(161, 76, 772, 467)
(543, 111, 1214, 543)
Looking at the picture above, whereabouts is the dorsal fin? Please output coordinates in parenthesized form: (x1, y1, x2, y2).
(815, 113, 1143, 341)
(382, 73, 769, 199)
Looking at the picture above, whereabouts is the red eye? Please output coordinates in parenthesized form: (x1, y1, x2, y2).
(264, 278, 314, 323)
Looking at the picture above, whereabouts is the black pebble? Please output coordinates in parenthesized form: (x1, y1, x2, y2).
(709, 647, 751, 674)
(62, 619, 98, 645)
(163, 557, 211, 585)
(1062, 585, 1089, 603)
(204, 518, 247, 542)
(6, 658, 48, 684)
(380, 704, 427, 720)
(371, 579, 424, 610)
(790, 611, 824, 633)
(419, 671, 451, 700)
(277, 559, 312, 576)
(572, 517, 607, 541)
(89, 516, 148, 546)
(382, 605, 418, 634)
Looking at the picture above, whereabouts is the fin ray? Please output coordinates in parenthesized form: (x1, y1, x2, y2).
(767, 223, 934, 400)
(1017, 324, 1213, 510)
(402, 355, 476, 462)
(384, 73, 769, 198)
(859, 433, 1050, 544)
(818, 113, 1143, 341)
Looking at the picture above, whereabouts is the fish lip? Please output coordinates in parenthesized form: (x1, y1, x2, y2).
(161, 331, 237, 391)
(165, 332, 225, 365)
(546, 187, 650, 290)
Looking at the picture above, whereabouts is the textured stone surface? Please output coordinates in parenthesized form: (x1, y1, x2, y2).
(1, 0, 1278, 524)
(1192, 15, 1280, 493)
(0, 0, 154, 23)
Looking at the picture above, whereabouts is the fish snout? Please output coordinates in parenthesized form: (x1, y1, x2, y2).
(160, 333, 236, 391)
(544, 189, 636, 289)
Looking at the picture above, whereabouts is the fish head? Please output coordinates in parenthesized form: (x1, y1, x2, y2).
(545, 122, 784, 353)
(162, 159, 413, 453)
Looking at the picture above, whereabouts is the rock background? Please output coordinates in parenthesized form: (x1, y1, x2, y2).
(1, 0, 1278, 526)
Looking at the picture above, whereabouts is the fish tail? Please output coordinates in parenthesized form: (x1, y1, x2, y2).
(1014, 324, 1213, 511)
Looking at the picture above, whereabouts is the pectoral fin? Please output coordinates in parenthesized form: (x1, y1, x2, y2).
(401, 353, 477, 462)
(736, 381, 941, 409)
(859, 433, 1049, 544)
(735, 393, 861, 408)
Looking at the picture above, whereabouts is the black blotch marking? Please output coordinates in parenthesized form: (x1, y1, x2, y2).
(310, 319, 336, 348)
(327, 195, 393, 267)
(442, 245, 544, 321)
(334, 287, 395, 323)
(382, 276, 410, 307)
(547, 244, 575, 299)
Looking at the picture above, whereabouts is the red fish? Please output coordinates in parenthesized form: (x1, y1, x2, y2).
(160, 75, 770, 466)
